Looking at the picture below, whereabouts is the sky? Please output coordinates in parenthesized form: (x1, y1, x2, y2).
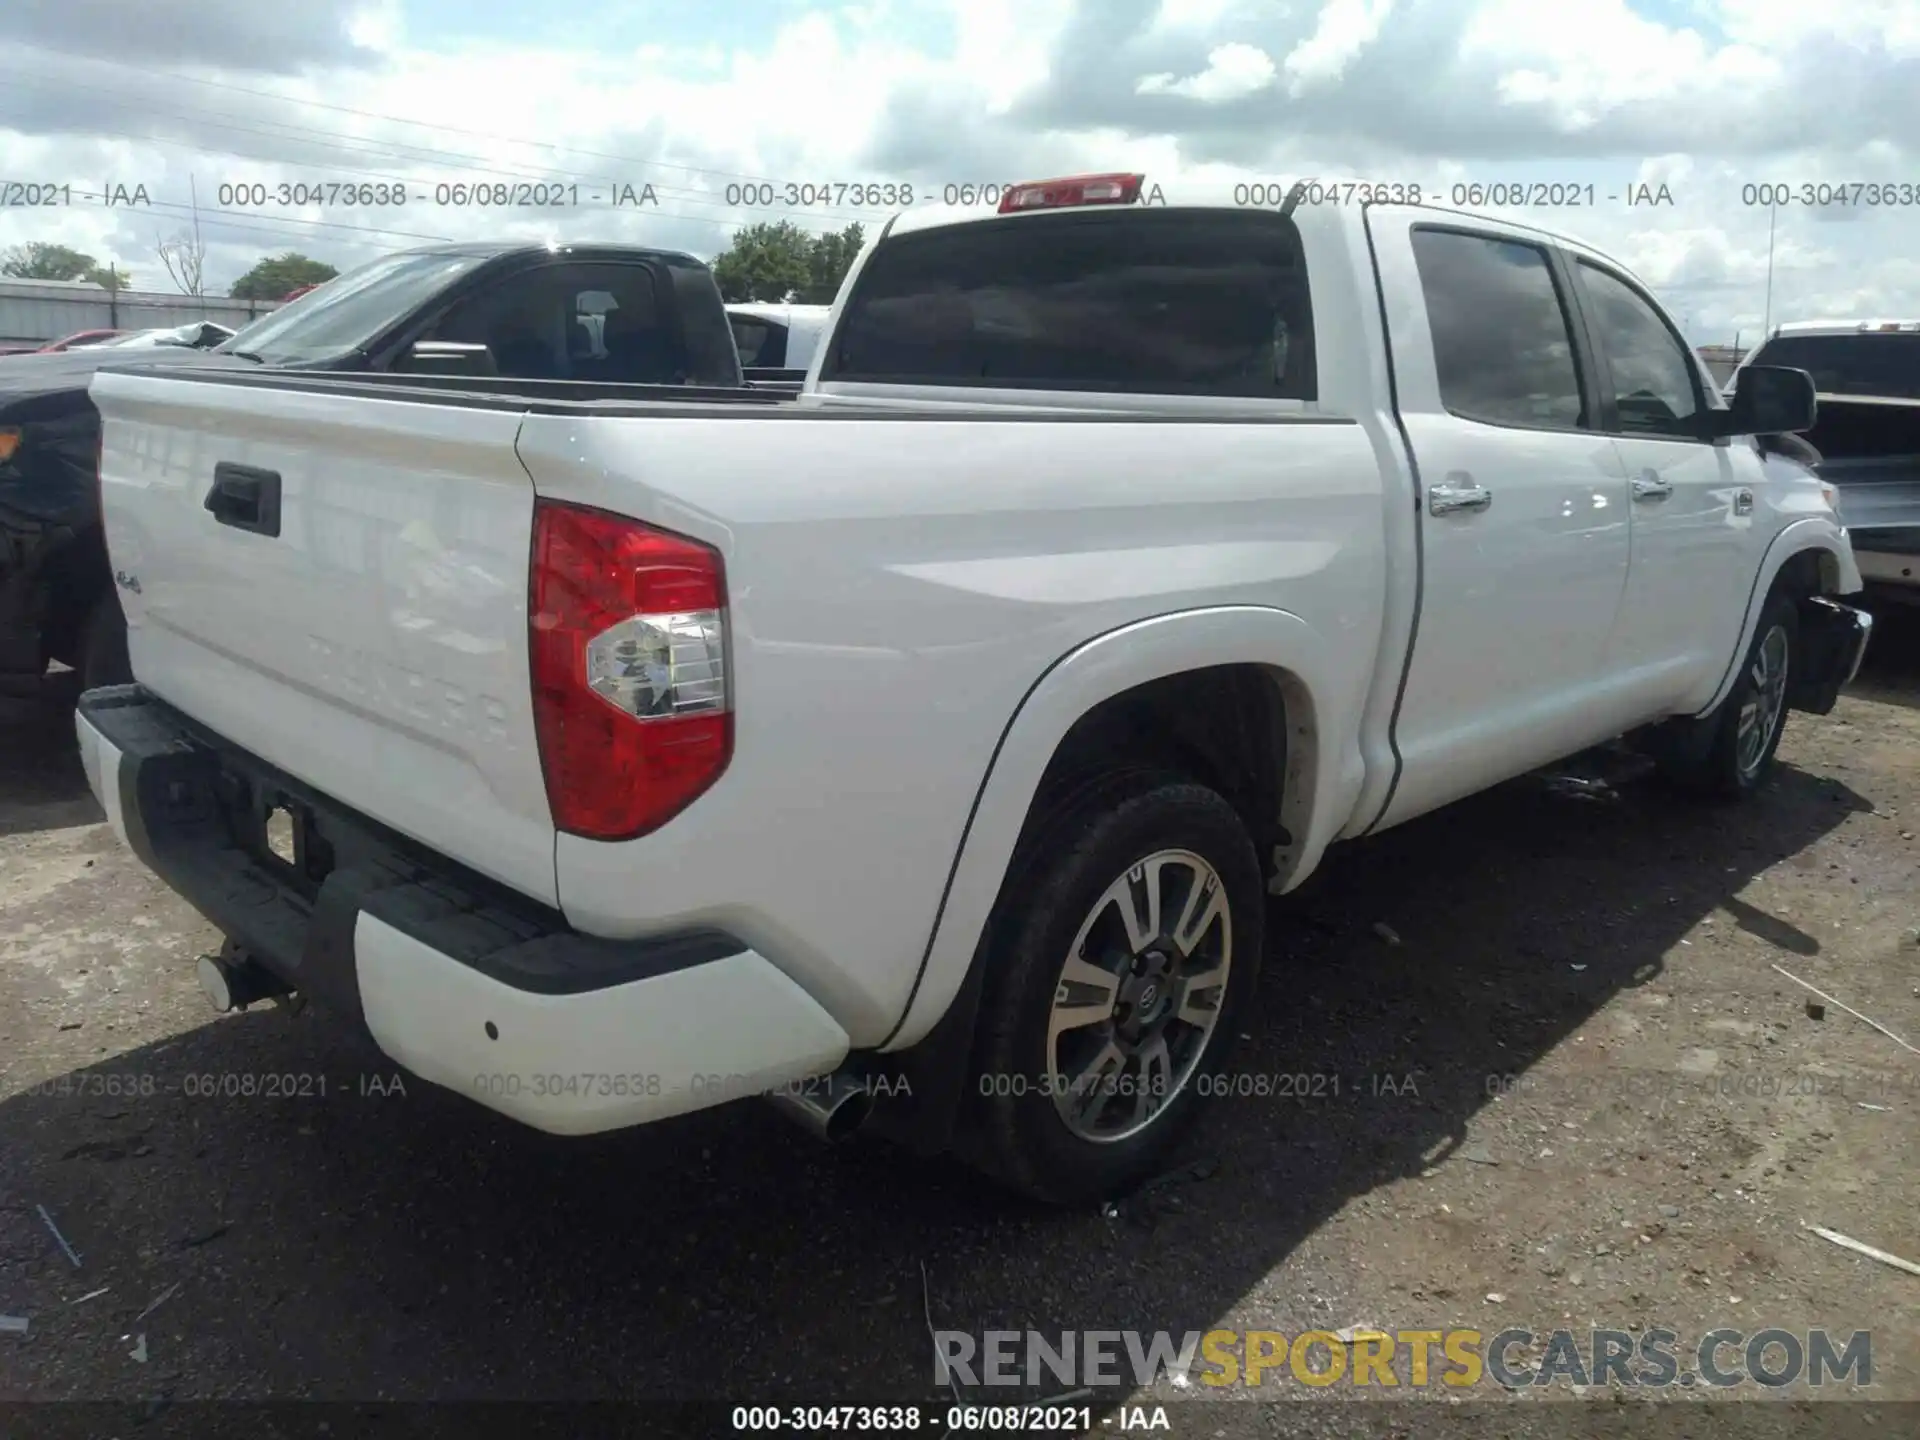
(1, 0, 1917, 345)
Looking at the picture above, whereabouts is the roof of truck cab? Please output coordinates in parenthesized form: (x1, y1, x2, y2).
(880, 175, 1606, 249)
(1768, 319, 1920, 337)
(883, 177, 1299, 238)
(726, 302, 832, 325)
(404, 240, 709, 267)
(872, 176, 1645, 292)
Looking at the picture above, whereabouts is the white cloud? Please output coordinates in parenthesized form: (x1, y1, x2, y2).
(345, 1, 403, 53)
(1137, 43, 1277, 101)
(1145, 0, 1270, 36)
(0, 0, 1914, 338)
(1710, 0, 1920, 55)
(1282, 0, 1395, 95)
(1461, 0, 1779, 126)
(942, 0, 1076, 113)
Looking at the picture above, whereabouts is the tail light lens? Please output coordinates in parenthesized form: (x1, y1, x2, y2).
(529, 500, 731, 840)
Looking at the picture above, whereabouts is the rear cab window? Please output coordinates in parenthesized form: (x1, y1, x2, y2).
(822, 208, 1315, 399)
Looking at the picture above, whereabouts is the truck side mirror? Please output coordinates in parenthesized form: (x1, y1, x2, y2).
(1715, 364, 1816, 437)
(403, 341, 499, 377)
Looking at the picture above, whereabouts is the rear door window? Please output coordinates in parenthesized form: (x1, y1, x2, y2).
(1411, 228, 1586, 430)
(824, 209, 1315, 399)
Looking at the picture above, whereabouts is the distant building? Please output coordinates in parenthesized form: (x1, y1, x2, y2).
(0, 278, 277, 347)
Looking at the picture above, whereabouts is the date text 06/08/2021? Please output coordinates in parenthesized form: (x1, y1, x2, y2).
(214, 181, 662, 208)
(728, 1403, 1147, 1434)
(2, 177, 1690, 212)
(467, 1071, 912, 1104)
(0, 180, 667, 208)
(17, 1071, 407, 1100)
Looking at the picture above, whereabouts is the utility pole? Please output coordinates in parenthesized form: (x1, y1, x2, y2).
(1762, 203, 1777, 338)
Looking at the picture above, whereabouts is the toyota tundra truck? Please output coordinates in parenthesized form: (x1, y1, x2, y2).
(76, 174, 1872, 1204)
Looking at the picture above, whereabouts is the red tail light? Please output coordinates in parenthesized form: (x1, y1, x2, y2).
(529, 500, 731, 840)
(998, 172, 1144, 214)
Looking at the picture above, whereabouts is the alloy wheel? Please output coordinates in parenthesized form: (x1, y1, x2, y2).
(1045, 849, 1232, 1144)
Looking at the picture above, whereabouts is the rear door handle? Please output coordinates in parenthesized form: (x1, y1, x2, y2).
(1631, 472, 1674, 502)
(205, 463, 282, 537)
(1427, 475, 1492, 515)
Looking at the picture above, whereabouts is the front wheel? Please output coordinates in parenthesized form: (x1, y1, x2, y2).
(963, 771, 1264, 1205)
(1657, 591, 1799, 799)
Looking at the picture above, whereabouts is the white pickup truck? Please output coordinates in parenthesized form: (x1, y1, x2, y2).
(78, 174, 1872, 1204)
(727, 301, 831, 387)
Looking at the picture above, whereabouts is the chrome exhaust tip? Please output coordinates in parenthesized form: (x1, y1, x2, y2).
(196, 949, 294, 1013)
(764, 1070, 875, 1143)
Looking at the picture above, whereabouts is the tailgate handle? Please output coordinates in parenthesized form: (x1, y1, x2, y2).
(205, 463, 282, 537)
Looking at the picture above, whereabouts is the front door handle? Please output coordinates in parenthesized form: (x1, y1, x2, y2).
(1428, 475, 1492, 515)
(1631, 472, 1674, 502)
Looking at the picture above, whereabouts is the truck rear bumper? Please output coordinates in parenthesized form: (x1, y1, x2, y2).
(1855, 548, 1918, 591)
(1849, 519, 1920, 592)
(75, 686, 850, 1136)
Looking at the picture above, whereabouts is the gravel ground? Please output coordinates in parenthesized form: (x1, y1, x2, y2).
(2, 606, 1917, 1439)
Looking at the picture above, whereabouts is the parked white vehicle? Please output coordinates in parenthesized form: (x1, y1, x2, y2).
(79, 174, 1871, 1203)
(100, 321, 236, 350)
(727, 301, 829, 374)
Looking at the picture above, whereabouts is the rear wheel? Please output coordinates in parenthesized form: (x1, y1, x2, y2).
(963, 771, 1263, 1205)
(1656, 590, 1798, 799)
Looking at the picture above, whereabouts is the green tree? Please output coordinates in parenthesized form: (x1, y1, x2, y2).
(0, 242, 100, 281)
(88, 263, 133, 292)
(801, 223, 865, 305)
(711, 221, 869, 305)
(231, 253, 339, 301)
(711, 221, 813, 303)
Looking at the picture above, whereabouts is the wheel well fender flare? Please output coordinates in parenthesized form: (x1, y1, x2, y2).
(880, 604, 1340, 1053)
(1693, 519, 1859, 719)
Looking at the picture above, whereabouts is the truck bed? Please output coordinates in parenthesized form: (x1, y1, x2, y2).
(88, 361, 1384, 1045)
(1803, 394, 1920, 564)
(99, 362, 1328, 420)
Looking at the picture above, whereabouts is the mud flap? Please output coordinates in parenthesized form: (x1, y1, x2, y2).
(1789, 596, 1874, 716)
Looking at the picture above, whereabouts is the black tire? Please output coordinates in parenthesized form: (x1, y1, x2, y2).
(962, 769, 1264, 1205)
(1657, 590, 1799, 799)
(78, 592, 133, 692)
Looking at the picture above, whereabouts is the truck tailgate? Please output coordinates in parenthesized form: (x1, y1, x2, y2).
(89, 370, 557, 907)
